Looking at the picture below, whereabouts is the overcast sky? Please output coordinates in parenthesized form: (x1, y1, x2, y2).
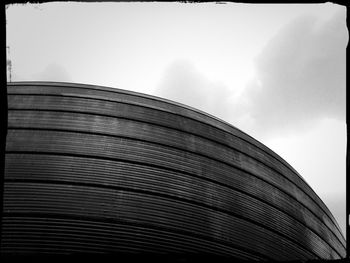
(6, 2, 347, 236)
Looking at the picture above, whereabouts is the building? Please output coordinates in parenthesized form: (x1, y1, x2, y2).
(1, 81, 346, 261)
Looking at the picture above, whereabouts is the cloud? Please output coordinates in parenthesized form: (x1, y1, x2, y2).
(31, 63, 72, 82)
(155, 59, 234, 122)
(154, 9, 347, 143)
(239, 9, 347, 139)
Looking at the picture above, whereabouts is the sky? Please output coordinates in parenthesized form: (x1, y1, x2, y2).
(5, 2, 348, 236)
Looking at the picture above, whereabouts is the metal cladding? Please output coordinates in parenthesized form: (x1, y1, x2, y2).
(2, 82, 346, 260)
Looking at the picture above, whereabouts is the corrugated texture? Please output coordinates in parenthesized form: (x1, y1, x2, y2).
(2, 82, 346, 260)
(6, 87, 342, 230)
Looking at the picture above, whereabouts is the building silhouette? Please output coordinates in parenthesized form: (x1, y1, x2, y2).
(1, 81, 346, 261)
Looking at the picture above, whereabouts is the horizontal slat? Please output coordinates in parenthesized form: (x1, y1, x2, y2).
(6, 110, 327, 214)
(5, 127, 344, 252)
(3, 179, 337, 258)
(4, 182, 319, 260)
(4, 82, 345, 260)
(3, 82, 322, 181)
(4, 153, 344, 255)
(6, 94, 314, 188)
(7, 93, 340, 230)
(1, 216, 266, 260)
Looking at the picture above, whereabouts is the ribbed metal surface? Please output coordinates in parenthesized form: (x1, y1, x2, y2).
(2, 81, 346, 260)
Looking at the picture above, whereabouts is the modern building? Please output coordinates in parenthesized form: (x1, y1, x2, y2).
(1, 81, 346, 261)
